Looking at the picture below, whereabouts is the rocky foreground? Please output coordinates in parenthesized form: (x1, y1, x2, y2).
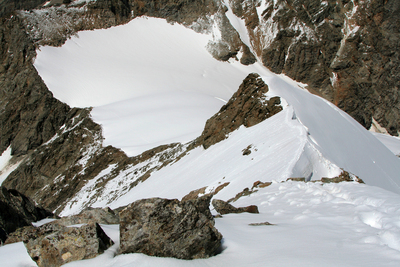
(0, 169, 364, 266)
(2, 191, 223, 266)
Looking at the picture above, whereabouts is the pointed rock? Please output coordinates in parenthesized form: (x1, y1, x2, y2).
(196, 73, 282, 149)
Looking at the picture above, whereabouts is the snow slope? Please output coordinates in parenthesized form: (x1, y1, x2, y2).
(60, 104, 344, 216)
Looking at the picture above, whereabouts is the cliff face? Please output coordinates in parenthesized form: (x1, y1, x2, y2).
(0, 15, 70, 156)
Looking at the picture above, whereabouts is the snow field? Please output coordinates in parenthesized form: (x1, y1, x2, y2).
(34, 17, 251, 156)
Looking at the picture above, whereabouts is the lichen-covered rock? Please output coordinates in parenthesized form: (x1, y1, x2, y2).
(195, 73, 282, 149)
(212, 198, 259, 215)
(0, 187, 53, 244)
(119, 195, 222, 259)
(5, 221, 114, 267)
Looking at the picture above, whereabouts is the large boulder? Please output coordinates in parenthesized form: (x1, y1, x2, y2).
(0, 186, 53, 244)
(5, 221, 114, 267)
(119, 195, 222, 259)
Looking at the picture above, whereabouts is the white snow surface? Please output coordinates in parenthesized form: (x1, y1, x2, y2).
(0, 146, 12, 175)
(34, 17, 248, 155)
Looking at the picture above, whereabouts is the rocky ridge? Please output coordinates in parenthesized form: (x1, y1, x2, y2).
(194, 73, 282, 149)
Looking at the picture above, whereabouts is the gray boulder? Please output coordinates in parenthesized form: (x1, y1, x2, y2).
(119, 195, 222, 259)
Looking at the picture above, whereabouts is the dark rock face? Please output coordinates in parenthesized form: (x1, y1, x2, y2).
(332, 0, 400, 135)
(19, 0, 133, 47)
(2, 108, 126, 213)
(0, 15, 70, 156)
(196, 73, 282, 149)
(0, 186, 53, 244)
(0, 0, 46, 18)
(5, 222, 114, 267)
(119, 195, 222, 259)
(130, 0, 218, 26)
(212, 198, 259, 215)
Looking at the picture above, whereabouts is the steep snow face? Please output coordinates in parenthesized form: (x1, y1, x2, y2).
(34, 17, 400, 196)
(262, 75, 400, 194)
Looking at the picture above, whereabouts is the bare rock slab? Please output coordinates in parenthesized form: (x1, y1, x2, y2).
(119, 195, 222, 259)
(212, 199, 259, 215)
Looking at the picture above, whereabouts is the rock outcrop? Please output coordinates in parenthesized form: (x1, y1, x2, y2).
(212, 198, 259, 215)
(195, 73, 282, 149)
(119, 195, 222, 259)
(0, 186, 53, 244)
(5, 221, 114, 267)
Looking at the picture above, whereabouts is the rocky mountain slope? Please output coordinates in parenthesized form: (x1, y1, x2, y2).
(0, 0, 399, 219)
